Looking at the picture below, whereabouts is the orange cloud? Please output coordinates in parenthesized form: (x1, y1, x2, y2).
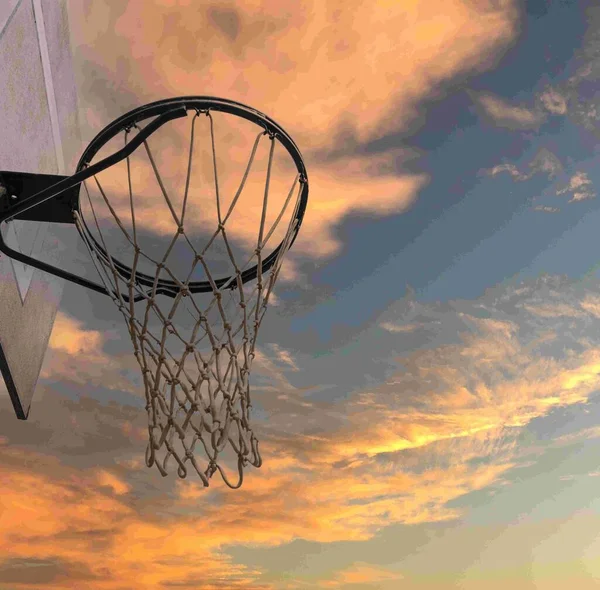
(319, 562, 404, 588)
(6, 290, 600, 587)
(94, 0, 520, 145)
(48, 313, 105, 355)
(0, 448, 272, 589)
(41, 312, 140, 392)
(95, 469, 131, 495)
(68, 0, 520, 276)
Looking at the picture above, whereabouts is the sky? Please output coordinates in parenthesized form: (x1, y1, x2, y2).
(3, 0, 600, 588)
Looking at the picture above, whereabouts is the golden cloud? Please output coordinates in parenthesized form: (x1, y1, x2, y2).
(319, 562, 404, 588)
(41, 312, 140, 393)
(0, 449, 271, 589)
(68, 0, 520, 275)
(5, 290, 600, 587)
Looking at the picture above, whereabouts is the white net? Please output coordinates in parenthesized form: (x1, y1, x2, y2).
(73, 107, 305, 488)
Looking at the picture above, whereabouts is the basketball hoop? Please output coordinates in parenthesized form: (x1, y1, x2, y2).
(0, 97, 309, 488)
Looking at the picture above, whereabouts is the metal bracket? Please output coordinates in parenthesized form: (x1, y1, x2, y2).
(0, 171, 78, 224)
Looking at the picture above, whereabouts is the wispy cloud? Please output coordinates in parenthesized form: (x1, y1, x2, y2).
(380, 321, 423, 333)
(318, 562, 404, 588)
(470, 91, 545, 129)
(486, 148, 563, 182)
(5, 273, 600, 587)
(556, 171, 596, 203)
(532, 205, 560, 213)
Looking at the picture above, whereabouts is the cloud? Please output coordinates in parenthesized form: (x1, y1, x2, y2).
(550, 425, 600, 447)
(532, 205, 560, 213)
(380, 321, 422, 333)
(48, 313, 108, 355)
(527, 148, 563, 179)
(6, 274, 600, 587)
(67, 0, 520, 279)
(319, 562, 404, 588)
(539, 88, 568, 115)
(485, 147, 563, 182)
(0, 449, 269, 589)
(267, 343, 300, 372)
(41, 312, 140, 393)
(556, 171, 596, 203)
(521, 301, 584, 318)
(79, 0, 520, 146)
(470, 91, 545, 129)
(96, 469, 132, 495)
(0, 557, 98, 586)
(173, 275, 600, 543)
(487, 163, 523, 180)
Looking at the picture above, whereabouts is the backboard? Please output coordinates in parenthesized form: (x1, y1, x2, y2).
(0, 0, 81, 418)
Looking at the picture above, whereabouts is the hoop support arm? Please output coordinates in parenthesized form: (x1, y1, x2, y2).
(0, 106, 188, 301)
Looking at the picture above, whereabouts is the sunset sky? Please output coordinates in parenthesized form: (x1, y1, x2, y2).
(3, 0, 600, 588)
